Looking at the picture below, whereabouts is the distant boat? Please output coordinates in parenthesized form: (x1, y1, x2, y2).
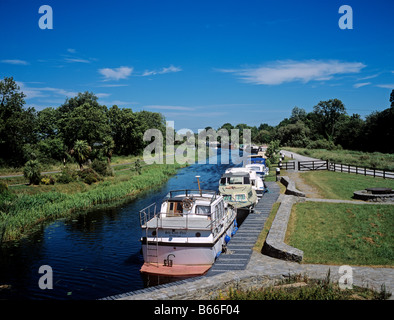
(139, 188, 237, 276)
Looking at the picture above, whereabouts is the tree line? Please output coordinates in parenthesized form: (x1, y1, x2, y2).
(1, 76, 393, 170)
(216, 91, 394, 154)
(0, 77, 166, 168)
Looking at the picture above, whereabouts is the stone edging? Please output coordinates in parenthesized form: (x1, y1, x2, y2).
(262, 194, 304, 262)
(280, 176, 306, 197)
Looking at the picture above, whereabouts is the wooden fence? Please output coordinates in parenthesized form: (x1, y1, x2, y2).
(276, 160, 394, 179)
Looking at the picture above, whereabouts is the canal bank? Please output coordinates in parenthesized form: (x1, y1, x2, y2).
(0, 149, 245, 300)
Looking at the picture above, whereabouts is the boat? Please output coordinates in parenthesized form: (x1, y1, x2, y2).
(218, 170, 258, 209)
(139, 186, 237, 277)
(225, 167, 265, 198)
(245, 156, 269, 179)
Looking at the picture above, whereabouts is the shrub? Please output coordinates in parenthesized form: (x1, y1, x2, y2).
(91, 159, 114, 177)
(57, 167, 78, 184)
(0, 181, 9, 194)
(41, 176, 55, 185)
(23, 160, 41, 185)
(78, 168, 102, 185)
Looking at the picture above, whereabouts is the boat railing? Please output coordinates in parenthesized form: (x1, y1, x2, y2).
(139, 202, 234, 232)
(139, 202, 158, 227)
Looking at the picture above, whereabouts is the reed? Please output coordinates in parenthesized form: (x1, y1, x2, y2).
(0, 163, 185, 242)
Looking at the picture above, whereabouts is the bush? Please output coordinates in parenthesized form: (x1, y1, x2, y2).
(91, 159, 114, 177)
(307, 139, 338, 150)
(41, 176, 55, 185)
(23, 160, 41, 185)
(78, 168, 102, 185)
(0, 181, 8, 194)
(56, 167, 78, 184)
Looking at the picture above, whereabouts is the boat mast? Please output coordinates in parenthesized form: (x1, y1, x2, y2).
(196, 175, 202, 196)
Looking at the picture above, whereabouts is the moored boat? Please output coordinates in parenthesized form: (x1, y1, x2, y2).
(218, 170, 258, 209)
(139, 188, 237, 276)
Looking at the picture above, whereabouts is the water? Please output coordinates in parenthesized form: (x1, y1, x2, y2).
(0, 149, 244, 300)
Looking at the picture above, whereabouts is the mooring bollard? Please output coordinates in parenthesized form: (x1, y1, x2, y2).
(276, 167, 280, 181)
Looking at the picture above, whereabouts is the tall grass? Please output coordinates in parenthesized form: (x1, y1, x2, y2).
(0, 163, 184, 242)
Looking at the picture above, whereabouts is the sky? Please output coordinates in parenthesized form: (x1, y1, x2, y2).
(0, 0, 393, 131)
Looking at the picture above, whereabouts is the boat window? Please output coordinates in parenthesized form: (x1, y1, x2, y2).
(229, 177, 243, 184)
(235, 194, 246, 201)
(220, 177, 227, 185)
(167, 201, 183, 214)
(223, 195, 232, 201)
(244, 177, 250, 184)
(196, 205, 211, 215)
(251, 180, 255, 186)
(248, 191, 253, 198)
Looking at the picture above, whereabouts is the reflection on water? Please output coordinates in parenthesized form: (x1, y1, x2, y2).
(0, 149, 244, 300)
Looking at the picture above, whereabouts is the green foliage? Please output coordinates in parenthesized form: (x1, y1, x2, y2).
(56, 166, 78, 184)
(23, 160, 41, 185)
(78, 168, 102, 185)
(266, 140, 280, 163)
(91, 159, 114, 177)
(71, 140, 91, 169)
(41, 176, 55, 185)
(134, 159, 142, 175)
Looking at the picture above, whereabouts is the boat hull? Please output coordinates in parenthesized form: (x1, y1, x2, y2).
(140, 220, 236, 276)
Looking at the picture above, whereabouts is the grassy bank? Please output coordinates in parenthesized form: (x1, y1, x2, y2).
(0, 162, 186, 242)
(298, 170, 394, 200)
(284, 147, 394, 171)
(285, 202, 394, 266)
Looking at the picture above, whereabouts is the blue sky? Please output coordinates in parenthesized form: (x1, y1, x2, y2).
(1, 0, 393, 131)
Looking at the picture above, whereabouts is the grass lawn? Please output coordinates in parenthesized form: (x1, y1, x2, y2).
(299, 170, 394, 200)
(286, 202, 394, 266)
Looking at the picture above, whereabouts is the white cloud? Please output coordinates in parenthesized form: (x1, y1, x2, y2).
(376, 84, 394, 89)
(67, 48, 76, 53)
(354, 82, 371, 88)
(98, 66, 133, 81)
(1, 59, 29, 65)
(143, 105, 194, 111)
(142, 65, 182, 76)
(219, 60, 366, 85)
(17, 82, 78, 100)
(65, 58, 91, 63)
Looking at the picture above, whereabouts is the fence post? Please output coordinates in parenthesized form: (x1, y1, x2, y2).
(326, 160, 328, 171)
(374, 169, 375, 178)
(383, 170, 385, 179)
(364, 167, 366, 176)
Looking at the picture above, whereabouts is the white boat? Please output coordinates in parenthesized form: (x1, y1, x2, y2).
(245, 156, 269, 178)
(225, 167, 265, 198)
(139, 188, 237, 276)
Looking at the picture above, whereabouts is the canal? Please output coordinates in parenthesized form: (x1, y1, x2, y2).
(0, 149, 245, 300)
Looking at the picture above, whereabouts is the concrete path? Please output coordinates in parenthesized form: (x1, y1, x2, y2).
(280, 149, 319, 162)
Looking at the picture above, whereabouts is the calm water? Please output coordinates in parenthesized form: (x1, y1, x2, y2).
(0, 149, 244, 300)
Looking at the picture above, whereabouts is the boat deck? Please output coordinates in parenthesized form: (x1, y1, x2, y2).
(144, 216, 212, 230)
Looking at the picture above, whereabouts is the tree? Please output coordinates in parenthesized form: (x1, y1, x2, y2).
(57, 92, 110, 150)
(102, 136, 115, 164)
(290, 106, 307, 123)
(390, 89, 394, 108)
(275, 121, 310, 147)
(0, 77, 37, 165)
(23, 159, 41, 185)
(313, 99, 347, 141)
(70, 140, 91, 169)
